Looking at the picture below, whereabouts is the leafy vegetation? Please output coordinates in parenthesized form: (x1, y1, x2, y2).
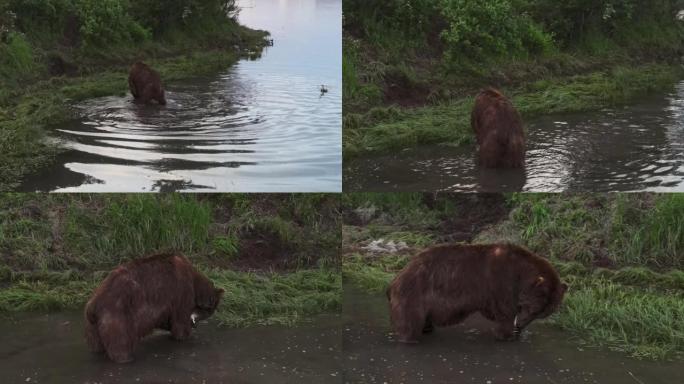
(342, 192, 684, 359)
(0, 194, 341, 326)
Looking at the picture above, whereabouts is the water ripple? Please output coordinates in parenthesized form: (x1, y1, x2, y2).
(21, 0, 342, 192)
(345, 80, 684, 192)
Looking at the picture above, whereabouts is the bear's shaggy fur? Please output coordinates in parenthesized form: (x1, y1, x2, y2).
(471, 88, 525, 168)
(84, 253, 223, 363)
(387, 243, 567, 343)
(128, 61, 166, 105)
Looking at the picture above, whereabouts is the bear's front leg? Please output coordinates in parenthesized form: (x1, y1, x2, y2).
(493, 318, 517, 341)
(170, 309, 194, 341)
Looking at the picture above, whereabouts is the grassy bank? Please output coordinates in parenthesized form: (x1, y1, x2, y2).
(0, 194, 341, 326)
(342, 193, 684, 359)
(344, 64, 684, 157)
(343, 0, 684, 157)
(0, 1, 269, 190)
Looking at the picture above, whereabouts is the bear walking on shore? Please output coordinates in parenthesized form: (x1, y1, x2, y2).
(387, 243, 567, 343)
(84, 253, 224, 363)
(128, 62, 166, 105)
(471, 88, 525, 168)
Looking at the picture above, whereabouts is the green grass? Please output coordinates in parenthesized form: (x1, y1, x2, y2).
(208, 269, 341, 326)
(344, 64, 684, 157)
(474, 194, 684, 269)
(0, 269, 341, 327)
(551, 277, 684, 360)
(0, 194, 341, 326)
(0, 194, 341, 272)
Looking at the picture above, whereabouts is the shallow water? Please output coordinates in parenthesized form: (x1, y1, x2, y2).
(21, 0, 342, 192)
(342, 286, 681, 384)
(0, 312, 342, 383)
(345, 81, 684, 192)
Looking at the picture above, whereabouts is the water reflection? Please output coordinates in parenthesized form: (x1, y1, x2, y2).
(21, 0, 342, 192)
(345, 81, 684, 192)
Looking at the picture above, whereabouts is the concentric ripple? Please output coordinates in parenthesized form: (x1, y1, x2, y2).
(345, 80, 684, 192)
(21, 0, 341, 192)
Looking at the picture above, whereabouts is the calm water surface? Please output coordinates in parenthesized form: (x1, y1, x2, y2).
(21, 0, 341, 192)
(345, 81, 684, 192)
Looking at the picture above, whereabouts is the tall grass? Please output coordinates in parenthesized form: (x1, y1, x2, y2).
(65, 195, 212, 266)
(0, 194, 341, 273)
(552, 278, 684, 359)
(208, 269, 341, 326)
(614, 194, 684, 267)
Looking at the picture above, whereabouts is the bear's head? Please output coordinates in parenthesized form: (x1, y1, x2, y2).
(515, 274, 567, 333)
(192, 286, 225, 327)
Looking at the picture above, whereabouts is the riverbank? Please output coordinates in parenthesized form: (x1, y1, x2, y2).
(341, 193, 684, 360)
(342, 1, 684, 158)
(0, 194, 341, 326)
(344, 62, 684, 158)
(0, 19, 269, 190)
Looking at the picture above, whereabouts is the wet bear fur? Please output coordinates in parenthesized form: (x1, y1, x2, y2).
(387, 243, 567, 343)
(471, 88, 525, 168)
(128, 61, 166, 105)
(84, 253, 224, 363)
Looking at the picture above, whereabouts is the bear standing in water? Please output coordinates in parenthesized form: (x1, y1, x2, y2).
(471, 88, 525, 168)
(387, 243, 567, 343)
(128, 62, 166, 105)
(84, 253, 224, 363)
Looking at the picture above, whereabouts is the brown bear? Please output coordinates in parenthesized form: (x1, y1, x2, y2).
(84, 253, 224, 363)
(387, 243, 567, 343)
(128, 61, 166, 105)
(471, 88, 525, 168)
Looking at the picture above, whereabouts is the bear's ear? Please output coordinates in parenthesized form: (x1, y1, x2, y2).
(534, 276, 545, 287)
(216, 288, 225, 297)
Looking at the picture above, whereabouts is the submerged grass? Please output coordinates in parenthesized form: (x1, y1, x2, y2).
(345, 64, 684, 157)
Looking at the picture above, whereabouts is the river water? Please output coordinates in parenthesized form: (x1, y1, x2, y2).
(342, 286, 682, 384)
(1, 289, 680, 383)
(345, 81, 684, 192)
(20, 0, 342, 192)
(0, 312, 342, 383)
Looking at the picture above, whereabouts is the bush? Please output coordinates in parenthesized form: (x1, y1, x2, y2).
(0, 32, 35, 78)
(440, 0, 555, 60)
(76, 0, 150, 49)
